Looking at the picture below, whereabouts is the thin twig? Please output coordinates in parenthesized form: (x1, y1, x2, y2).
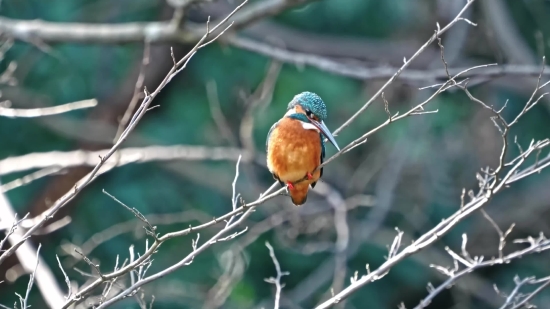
(0, 0, 249, 268)
(264, 241, 290, 309)
(56, 255, 72, 300)
(22, 243, 41, 309)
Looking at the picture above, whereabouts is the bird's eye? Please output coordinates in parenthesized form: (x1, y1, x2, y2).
(305, 109, 312, 117)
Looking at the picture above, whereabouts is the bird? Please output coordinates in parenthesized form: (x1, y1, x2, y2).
(266, 91, 340, 206)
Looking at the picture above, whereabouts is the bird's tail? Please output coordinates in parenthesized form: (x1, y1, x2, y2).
(290, 183, 309, 206)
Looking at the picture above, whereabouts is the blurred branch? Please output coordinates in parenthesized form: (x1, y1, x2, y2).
(0, 0, 313, 44)
(312, 182, 349, 304)
(2, 0, 549, 87)
(0, 145, 253, 176)
(0, 184, 65, 308)
(331, 0, 476, 137)
(206, 80, 240, 146)
(62, 209, 212, 263)
(481, 0, 536, 65)
(0, 0, 248, 270)
(0, 167, 63, 193)
(114, 43, 150, 142)
(218, 0, 317, 32)
(0, 99, 97, 118)
(229, 36, 550, 83)
(239, 59, 282, 152)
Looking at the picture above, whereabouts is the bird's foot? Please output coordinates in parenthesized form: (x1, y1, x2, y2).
(306, 172, 313, 180)
(286, 181, 295, 190)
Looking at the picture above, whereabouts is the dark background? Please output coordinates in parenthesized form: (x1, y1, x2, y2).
(1, 0, 550, 308)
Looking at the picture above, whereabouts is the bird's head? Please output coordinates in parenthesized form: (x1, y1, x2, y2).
(286, 91, 340, 151)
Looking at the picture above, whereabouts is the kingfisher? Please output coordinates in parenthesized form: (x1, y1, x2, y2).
(266, 91, 340, 206)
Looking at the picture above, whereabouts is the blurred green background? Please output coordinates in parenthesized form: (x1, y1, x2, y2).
(1, 0, 550, 308)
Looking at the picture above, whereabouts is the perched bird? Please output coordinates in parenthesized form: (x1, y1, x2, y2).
(266, 92, 340, 205)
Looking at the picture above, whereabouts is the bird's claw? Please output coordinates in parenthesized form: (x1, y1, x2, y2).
(286, 181, 295, 190)
(306, 172, 313, 180)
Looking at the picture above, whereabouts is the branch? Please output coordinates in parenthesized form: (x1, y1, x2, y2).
(0, 0, 249, 268)
(264, 241, 290, 309)
(2, 2, 549, 88)
(314, 18, 550, 308)
(507, 276, 550, 309)
(316, 139, 549, 308)
(220, 0, 317, 32)
(65, 59, 499, 309)
(0, 0, 314, 44)
(310, 1, 470, 143)
(229, 36, 550, 83)
(58, 176, 286, 307)
(89, 155, 249, 308)
(0, 183, 65, 308)
(0, 99, 97, 118)
(22, 244, 41, 309)
(415, 232, 550, 308)
(114, 42, 150, 141)
(0, 145, 253, 176)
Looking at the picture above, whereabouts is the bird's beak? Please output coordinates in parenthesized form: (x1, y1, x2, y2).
(309, 118, 340, 151)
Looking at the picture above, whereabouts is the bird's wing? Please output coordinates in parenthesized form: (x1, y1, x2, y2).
(265, 120, 279, 153)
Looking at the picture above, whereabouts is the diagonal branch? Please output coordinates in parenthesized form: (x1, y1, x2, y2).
(0, 183, 65, 308)
(331, 0, 476, 137)
(0, 0, 250, 268)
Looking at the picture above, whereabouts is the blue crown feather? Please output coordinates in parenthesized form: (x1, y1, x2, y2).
(287, 91, 328, 120)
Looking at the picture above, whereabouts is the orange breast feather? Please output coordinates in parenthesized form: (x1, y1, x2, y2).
(267, 118, 322, 185)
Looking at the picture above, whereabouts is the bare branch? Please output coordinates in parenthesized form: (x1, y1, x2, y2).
(22, 243, 41, 309)
(415, 232, 550, 308)
(508, 277, 550, 309)
(315, 43, 550, 309)
(0, 185, 65, 307)
(102, 190, 158, 240)
(328, 0, 475, 137)
(264, 241, 290, 309)
(91, 181, 254, 309)
(229, 36, 550, 83)
(0, 0, 249, 272)
(56, 255, 72, 300)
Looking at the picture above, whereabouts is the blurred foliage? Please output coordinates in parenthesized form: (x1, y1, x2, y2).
(1, 0, 550, 308)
